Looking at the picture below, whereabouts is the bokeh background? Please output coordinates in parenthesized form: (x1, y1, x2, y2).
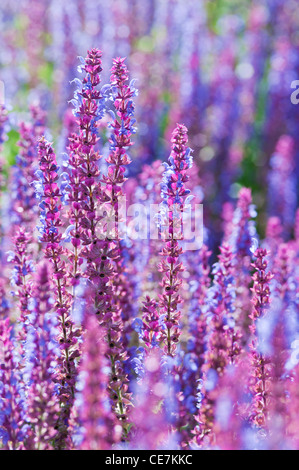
(1, 0, 299, 252)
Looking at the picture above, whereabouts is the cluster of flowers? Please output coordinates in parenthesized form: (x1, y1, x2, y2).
(2, 0, 299, 242)
(0, 47, 299, 451)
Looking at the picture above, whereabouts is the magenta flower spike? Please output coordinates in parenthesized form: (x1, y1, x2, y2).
(66, 48, 104, 286)
(141, 296, 161, 350)
(100, 56, 138, 373)
(249, 248, 273, 333)
(65, 49, 107, 320)
(158, 123, 193, 357)
(60, 52, 104, 356)
(35, 136, 80, 449)
(101, 57, 137, 226)
(249, 248, 274, 429)
(7, 228, 34, 345)
(68, 51, 132, 434)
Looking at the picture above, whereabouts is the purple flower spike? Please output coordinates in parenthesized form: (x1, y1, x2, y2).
(141, 296, 161, 350)
(192, 244, 238, 447)
(249, 248, 274, 429)
(69, 52, 133, 434)
(8, 228, 34, 347)
(67, 48, 104, 259)
(65, 50, 105, 293)
(158, 123, 193, 357)
(101, 57, 138, 384)
(249, 248, 273, 331)
(36, 136, 80, 449)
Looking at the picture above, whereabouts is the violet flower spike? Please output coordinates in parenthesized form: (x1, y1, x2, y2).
(141, 296, 161, 350)
(249, 248, 274, 429)
(79, 55, 135, 432)
(35, 136, 80, 449)
(158, 123, 193, 357)
(191, 244, 237, 447)
(7, 228, 34, 348)
(101, 57, 139, 385)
